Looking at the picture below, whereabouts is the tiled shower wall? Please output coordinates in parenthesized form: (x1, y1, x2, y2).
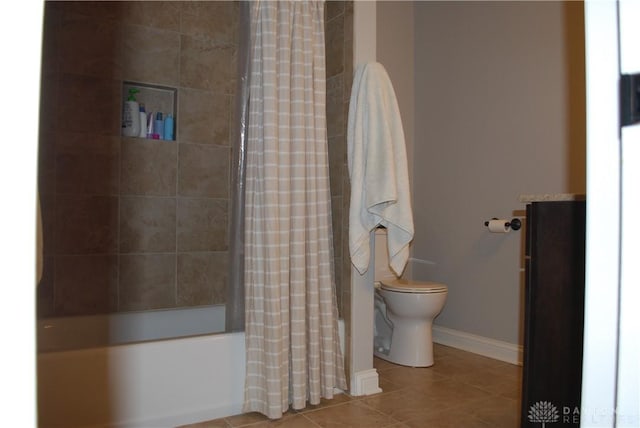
(326, 0, 353, 369)
(37, 1, 353, 320)
(37, 2, 237, 316)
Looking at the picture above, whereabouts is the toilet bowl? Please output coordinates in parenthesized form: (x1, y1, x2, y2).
(373, 228, 447, 367)
(374, 279, 447, 367)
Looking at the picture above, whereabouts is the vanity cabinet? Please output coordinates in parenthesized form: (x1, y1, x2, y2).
(521, 200, 586, 427)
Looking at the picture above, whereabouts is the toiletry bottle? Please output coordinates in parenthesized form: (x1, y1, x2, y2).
(122, 88, 140, 137)
(164, 114, 174, 140)
(138, 103, 147, 138)
(147, 111, 155, 139)
(155, 112, 164, 140)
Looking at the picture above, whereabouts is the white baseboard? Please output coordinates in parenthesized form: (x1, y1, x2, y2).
(432, 325, 523, 366)
(350, 369, 383, 396)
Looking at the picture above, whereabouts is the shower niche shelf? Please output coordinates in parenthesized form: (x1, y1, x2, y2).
(122, 81, 177, 140)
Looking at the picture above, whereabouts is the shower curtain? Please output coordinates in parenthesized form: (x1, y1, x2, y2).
(243, 0, 347, 419)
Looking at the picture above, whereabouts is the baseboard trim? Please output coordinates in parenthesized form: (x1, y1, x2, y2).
(350, 369, 383, 396)
(433, 325, 523, 366)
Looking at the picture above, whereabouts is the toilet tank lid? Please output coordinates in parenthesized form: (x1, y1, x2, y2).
(379, 279, 448, 293)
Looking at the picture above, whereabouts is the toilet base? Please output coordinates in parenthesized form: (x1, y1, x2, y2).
(374, 349, 433, 368)
(374, 320, 435, 367)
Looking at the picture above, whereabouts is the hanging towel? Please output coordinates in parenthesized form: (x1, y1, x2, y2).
(347, 62, 414, 276)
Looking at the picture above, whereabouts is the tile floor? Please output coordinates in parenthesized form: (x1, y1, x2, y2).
(180, 344, 522, 428)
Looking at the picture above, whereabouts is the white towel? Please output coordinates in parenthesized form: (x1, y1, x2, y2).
(347, 62, 414, 276)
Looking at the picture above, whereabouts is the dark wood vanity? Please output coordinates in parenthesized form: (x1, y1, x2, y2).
(521, 199, 586, 427)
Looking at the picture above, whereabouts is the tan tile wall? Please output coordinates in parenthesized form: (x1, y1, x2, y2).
(37, 1, 352, 327)
(325, 1, 353, 320)
(38, 1, 238, 317)
(326, 0, 353, 381)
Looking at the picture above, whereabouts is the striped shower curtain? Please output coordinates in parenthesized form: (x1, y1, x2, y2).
(243, 0, 347, 419)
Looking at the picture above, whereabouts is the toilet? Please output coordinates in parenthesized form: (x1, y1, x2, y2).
(373, 228, 448, 367)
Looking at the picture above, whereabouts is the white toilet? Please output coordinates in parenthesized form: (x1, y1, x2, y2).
(373, 228, 448, 367)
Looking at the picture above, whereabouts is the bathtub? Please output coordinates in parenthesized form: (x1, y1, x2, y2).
(37, 305, 344, 427)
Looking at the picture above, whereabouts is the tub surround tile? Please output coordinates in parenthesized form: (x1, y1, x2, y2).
(41, 4, 61, 75)
(118, 1, 182, 32)
(119, 254, 176, 311)
(119, 24, 180, 86)
(59, 14, 122, 79)
(178, 88, 231, 145)
(55, 133, 120, 196)
(326, 0, 351, 339)
(342, 10, 354, 103)
(328, 136, 345, 197)
(39, 0, 240, 319)
(119, 196, 176, 253)
(54, 255, 118, 316)
(179, 143, 230, 198)
(40, 192, 56, 256)
(180, 35, 236, 93)
(326, 2, 346, 21)
(57, 1, 127, 22)
(177, 197, 228, 252)
(56, 74, 121, 136)
(120, 137, 177, 196)
(37, 256, 56, 318)
(326, 75, 344, 139)
(39, 73, 60, 134)
(181, 1, 238, 44)
(55, 195, 118, 254)
(177, 252, 228, 306)
(38, 0, 348, 324)
(331, 197, 343, 259)
(325, 12, 344, 79)
(340, 289, 351, 340)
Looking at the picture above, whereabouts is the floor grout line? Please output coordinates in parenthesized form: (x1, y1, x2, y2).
(180, 345, 522, 427)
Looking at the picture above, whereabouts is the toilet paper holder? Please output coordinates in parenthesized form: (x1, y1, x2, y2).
(484, 218, 522, 231)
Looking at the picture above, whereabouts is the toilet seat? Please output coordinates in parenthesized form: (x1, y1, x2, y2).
(379, 279, 447, 294)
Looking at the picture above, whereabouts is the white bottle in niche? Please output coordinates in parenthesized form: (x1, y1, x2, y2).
(122, 88, 140, 137)
(138, 103, 147, 138)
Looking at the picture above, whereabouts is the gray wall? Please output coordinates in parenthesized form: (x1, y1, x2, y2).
(376, 2, 415, 207)
(376, 1, 585, 345)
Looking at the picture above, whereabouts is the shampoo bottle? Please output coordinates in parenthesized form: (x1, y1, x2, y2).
(164, 114, 174, 140)
(138, 103, 147, 138)
(122, 88, 140, 137)
(155, 112, 164, 140)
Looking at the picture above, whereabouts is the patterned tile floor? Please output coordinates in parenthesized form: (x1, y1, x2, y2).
(180, 344, 522, 428)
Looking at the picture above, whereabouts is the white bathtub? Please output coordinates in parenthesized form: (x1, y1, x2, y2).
(38, 305, 244, 427)
(37, 306, 345, 427)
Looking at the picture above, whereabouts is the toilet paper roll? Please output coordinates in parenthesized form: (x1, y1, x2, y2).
(488, 219, 510, 233)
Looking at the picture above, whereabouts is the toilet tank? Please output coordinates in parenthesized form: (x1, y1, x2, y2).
(374, 228, 399, 282)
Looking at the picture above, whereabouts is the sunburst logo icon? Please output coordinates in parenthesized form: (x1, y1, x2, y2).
(528, 401, 560, 427)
